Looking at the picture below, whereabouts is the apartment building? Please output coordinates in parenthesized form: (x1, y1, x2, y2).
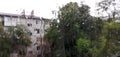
(0, 12, 51, 56)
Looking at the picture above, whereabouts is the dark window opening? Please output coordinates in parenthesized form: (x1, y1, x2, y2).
(36, 20, 38, 24)
(34, 29, 40, 34)
(28, 32, 32, 36)
(37, 46, 40, 50)
(27, 23, 32, 26)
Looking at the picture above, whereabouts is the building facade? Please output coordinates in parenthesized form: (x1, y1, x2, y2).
(0, 12, 51, 56)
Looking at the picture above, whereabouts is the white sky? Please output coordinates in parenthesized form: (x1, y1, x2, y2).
(0, 0, 101, 19)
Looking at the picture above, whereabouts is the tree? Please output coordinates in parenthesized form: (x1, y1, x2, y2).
(97, 0, 120, 21)
(0, 32, 13, 57)
(8, 25, 31, 47)
(0, 25, 31, 57)
(100, 21, 120, 57)
(45, 19, 62, 57)
(45, 2, 105, 57)
(8, 25, 31, 55)
(58, 2, 81, 57)
(0, 22, 13, 57)
(45, 2, 94, 57)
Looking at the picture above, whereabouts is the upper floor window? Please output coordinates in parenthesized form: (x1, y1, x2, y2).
(36, 20, 38, 24)
(34, 29, 40, 34)
(27, 23, 32, 26)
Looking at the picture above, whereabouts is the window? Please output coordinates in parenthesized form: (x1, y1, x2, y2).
(27, 23, 32, 26)
(36, 20, 38, 24)
(30, 33, 32, 35)
(34, 29, 40, 34)
(37, 46, 40, 50)
(28, 32, 32, 36)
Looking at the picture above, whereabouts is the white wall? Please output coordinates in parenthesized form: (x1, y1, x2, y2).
(4, 17, 19, 26)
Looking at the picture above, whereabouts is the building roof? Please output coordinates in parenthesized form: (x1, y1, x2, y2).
(0, 12, 40, 19)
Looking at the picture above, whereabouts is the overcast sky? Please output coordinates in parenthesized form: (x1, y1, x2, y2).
(0, 0, 101, 18)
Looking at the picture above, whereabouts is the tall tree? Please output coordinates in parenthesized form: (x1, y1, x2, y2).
(45, 2, 95, 57)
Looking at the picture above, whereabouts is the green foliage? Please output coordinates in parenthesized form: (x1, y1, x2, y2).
(0, 34, 13, 57)
(45, 19, 63, 57)
(45, 1, 120, 57)
(76, 38, 91, 57)
(101, 21, 120, 57)
(0, 25, 31, 57)
(45, 2, 93, 57)
(58, 2, 90, 57)
(7, 25, 31, 46)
